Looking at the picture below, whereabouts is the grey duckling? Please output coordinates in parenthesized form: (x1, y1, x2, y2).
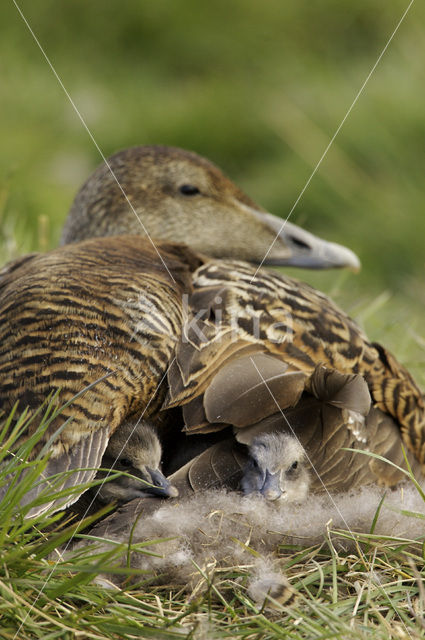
(96, 421, 178, 503)
(69, 421, 178, 520)
(241, 432, 310, 502)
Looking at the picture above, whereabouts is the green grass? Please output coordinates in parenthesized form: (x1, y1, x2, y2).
(1, 416, 425, 639)
(0, 1, 424, 637)
(0, 399, 424, 638)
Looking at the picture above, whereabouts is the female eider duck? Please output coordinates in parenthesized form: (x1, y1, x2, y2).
(0, 146, 423, 518)
(0, 146, 356, 517)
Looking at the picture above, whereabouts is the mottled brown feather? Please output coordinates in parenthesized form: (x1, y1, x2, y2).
(203, 353, 307, 427)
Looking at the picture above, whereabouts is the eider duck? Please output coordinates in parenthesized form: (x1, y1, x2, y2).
(0, 146, 423, 518)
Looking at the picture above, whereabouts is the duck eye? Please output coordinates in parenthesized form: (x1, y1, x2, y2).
(119, 458, 132, 468)
(179, 184, 200, 196)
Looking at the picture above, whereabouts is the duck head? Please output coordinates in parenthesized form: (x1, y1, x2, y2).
(61, 145, 359, 270)
(241, 431, 310, 502)
(97, 421, 178, 503)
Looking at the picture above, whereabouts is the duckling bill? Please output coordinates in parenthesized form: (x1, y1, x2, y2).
(97, 421, 178, 503)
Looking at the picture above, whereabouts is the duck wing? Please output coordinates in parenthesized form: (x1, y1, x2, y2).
(0, 236, 200, 516)
(165, 259, 425, 475)
(2, 426, 110, 518)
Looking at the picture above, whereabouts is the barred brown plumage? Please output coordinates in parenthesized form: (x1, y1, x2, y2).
(0, 235, 201, 515)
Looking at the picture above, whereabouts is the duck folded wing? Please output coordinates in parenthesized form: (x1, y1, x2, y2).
(0, 425, 109, 517)
(166, 333, 422, 489)
(203, 353, 307, 427)
(166, 346, 308, 434)
(172, 365, 420, 491)
(233, 365, 371, 443)
(166, 259, 425, 471)
(0, 236, 201, 516)
(232, 367, 421, 490)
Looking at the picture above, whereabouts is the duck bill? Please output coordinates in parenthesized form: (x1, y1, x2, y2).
(256, 211, 361, 271)
(145, 467, 179, 498)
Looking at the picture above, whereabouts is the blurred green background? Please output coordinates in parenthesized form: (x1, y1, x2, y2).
(0, 1, 423, 382)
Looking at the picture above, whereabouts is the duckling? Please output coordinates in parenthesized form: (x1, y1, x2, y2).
(241, 432, 310, 502)
(0, 236, 199, 516)
(165, 430, 310, 503)
(96, 421, 178, 503)
(69, 421, 178, 521)
(61, 145, 360, 270)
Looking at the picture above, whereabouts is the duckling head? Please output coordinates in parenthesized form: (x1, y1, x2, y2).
(241, 432, 310, 502)
(61, 145, 360, 270)
(97, 421, 178, 503)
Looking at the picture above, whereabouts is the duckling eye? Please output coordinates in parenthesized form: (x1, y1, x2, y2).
(119, 458, 132, 468)
(179, 184, 201, 196)
(290, 461, 298, 471)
